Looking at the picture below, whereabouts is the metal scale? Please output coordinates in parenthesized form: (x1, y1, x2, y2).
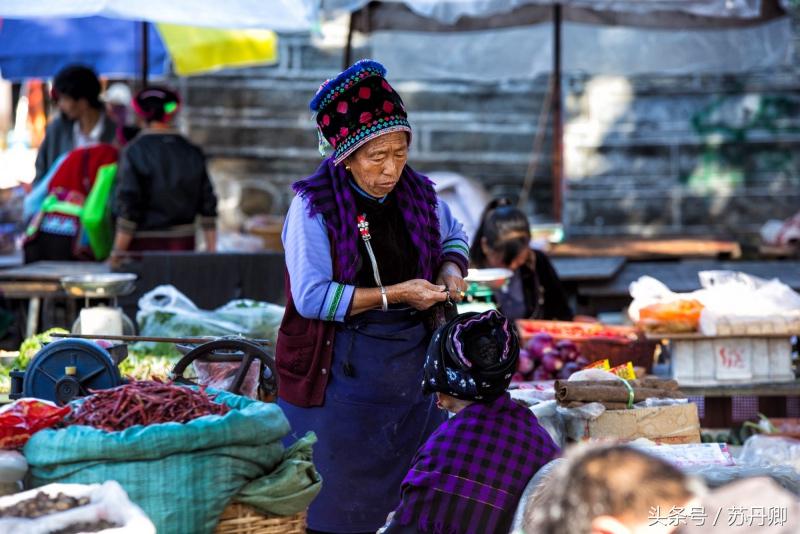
(459, 268, 514, 314)
(60, 273, 138, 336)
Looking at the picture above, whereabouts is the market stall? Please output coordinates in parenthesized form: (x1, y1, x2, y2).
(505, 266, 799, 509)
(0, 278, 318, 534)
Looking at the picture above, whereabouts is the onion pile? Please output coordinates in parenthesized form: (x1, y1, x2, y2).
(514, 332, 591, 382)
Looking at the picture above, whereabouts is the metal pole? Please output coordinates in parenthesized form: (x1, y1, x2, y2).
(50, 333, 273, 346)
(140, 21, 149, 90)
(343, 13, 355, 69)
(552, 4, 564, 224)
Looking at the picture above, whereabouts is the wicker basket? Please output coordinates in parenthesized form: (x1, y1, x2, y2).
(214, 503, 306, 534)
(517, 320, 658, 372)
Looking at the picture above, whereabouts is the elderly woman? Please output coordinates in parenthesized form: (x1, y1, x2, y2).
(276, 60, 470, 534)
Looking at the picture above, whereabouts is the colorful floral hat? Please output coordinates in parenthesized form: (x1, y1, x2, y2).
(310, 59, 411, 165)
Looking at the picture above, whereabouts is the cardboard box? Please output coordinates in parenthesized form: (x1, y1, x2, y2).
(577, 403, 701, 444)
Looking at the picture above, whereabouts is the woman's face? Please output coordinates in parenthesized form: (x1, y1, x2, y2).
(345, 131, 408, 198)
(481, 237, 530, 270)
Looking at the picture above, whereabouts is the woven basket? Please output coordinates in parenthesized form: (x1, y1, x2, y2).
(214, 503, 306, 534)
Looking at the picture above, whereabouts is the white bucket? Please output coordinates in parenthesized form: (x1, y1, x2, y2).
(79, 307, 123, 336)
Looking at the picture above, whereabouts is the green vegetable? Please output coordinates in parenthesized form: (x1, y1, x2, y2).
(118, 353, 180, 381)
(14, 328, 69, 370)
(741, 413, 779, 435)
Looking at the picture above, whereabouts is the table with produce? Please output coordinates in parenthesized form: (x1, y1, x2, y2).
(507, 269, 800, 495)
(0, 285, 318, 534)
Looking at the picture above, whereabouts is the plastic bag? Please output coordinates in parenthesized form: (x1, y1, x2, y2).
(0, 399, 70, 449)
(684, 463, 800, 495)
(0, 451, 27, 496)
(193, 360, 260, 399)
(528, 400, 565, 448)
(559, 402, 608, 442)
(630, 271, 800, 335)
(0, 481, 155, 534)
(698, 271, 800, 335)
(627, 276, 704, 332)
(739, 434, 800, 474)
(134, 286, 284, 356)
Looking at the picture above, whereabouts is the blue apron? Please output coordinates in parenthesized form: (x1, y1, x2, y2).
(279, 308, 446, 533)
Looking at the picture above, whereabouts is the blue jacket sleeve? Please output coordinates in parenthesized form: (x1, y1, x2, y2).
(437, 199, 470, 276)
(282, 195, 356, 322)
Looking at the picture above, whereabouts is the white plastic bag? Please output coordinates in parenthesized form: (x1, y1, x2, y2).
(627, 276, 699, 323)
(697, 271, 800, 335)
(629, 271, 800, 335)
(739, 434, 800, 474)
(528, 400, 564, 448)
(0, 451, 26, 496)
(0, 481, 155, 534)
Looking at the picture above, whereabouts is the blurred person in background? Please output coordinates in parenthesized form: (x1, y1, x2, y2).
(470, 199, 573, 321)
(34, 65, 116, 184)
(103, 82, 140, 146)
(524, 444, 699, 534)
(110, 86, 217, 266)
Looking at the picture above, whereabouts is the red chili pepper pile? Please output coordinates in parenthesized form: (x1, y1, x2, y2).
(70, 381, 230, 432)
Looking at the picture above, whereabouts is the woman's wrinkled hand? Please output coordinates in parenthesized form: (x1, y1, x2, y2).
(390, 279, 448, 311)
(436, 261, 467, 303)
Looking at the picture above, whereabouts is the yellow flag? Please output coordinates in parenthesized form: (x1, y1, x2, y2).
(156, 24, 278, 76)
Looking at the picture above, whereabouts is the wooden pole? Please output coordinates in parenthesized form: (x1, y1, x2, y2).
(552, 4, 564, 224)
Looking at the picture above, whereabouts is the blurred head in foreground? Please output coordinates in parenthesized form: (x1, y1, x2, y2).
(525, 444, 699, 534)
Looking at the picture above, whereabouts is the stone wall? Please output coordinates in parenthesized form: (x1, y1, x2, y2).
(564, 73, 800, 239)
(181, 17, 800, 243)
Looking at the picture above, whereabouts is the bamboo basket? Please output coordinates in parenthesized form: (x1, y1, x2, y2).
(214, 503, 306, 534)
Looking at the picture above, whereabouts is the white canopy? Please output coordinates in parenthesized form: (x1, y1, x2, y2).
(0, 0, 316, 31)
(322, 0, 765, 25)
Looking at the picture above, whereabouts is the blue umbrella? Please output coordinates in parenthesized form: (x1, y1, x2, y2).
(0, 16, 168, 81)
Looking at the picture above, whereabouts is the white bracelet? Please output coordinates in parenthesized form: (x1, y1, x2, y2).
(380, 286, 388, 312)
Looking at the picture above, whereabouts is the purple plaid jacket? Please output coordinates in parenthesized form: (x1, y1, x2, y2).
(388, 393, 559, 534)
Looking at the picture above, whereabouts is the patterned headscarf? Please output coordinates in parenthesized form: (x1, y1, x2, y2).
(423, 310, 519, 402)
(310, 59, 411, 165)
